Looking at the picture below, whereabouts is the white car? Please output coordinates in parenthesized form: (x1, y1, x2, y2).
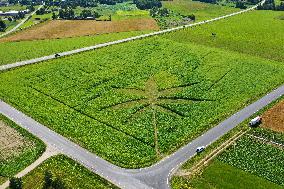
(196, 146, 205, 153)
(249, 116, 262, 127)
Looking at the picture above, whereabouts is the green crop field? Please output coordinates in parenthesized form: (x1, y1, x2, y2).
(171, 127, 284, 189)
(0, 114, 45, 184)
(22, 155, 118, 189)
(162, 0, 239, 21)
(1, 30, 284, 168)
(171, 160, 284, 189)
(0, 30, 148, 65)
(162, 10, 284, 62)
(218, 135, 284, 185)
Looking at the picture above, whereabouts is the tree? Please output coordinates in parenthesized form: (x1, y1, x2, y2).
(80, 9, 92, 18)
(52, 12, 57, 20)
(236, 1, 247, 9)
(134, 0, 162, 10)
(0, 19, 7, 32)
(43, 170, 53, 189)
(27, 5, 35, 11)
(9, 177, 23, 189)
(52, 178, 66, 189)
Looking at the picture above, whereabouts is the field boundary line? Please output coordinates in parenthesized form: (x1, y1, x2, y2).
(0, 145, 59, 189)
(0, 0, 265, 72)
(0, 5, 43, 39)
(175, 130, 248, 177)
(247, 133, 284, 148)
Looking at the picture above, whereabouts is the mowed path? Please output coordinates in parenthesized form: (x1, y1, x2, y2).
(0, 18, 159, 42)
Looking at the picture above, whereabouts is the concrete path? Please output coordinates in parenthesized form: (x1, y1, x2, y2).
(1, 83, 283, 189)
(0, 145, 58, 189)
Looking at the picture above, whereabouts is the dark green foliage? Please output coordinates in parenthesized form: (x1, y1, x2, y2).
(134, 0, 162, 10)
(0, 19, 6, 32)
(236, 1, 247, 9)
(43, 170, 53, 189)
(58, 7, 75, 19)
(9, 177, 23, 189)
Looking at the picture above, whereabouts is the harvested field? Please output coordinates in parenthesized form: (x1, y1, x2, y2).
(1, 18, 159, 42)
(0, 120, 33, 161)
(262, 100, 284, 133)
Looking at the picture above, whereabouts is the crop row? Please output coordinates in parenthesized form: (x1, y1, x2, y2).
(218, 135, 284, 185)
(1, 36, 284, 167)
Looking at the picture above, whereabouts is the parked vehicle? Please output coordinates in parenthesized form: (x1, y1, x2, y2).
(196, 146, 205, 153)
(249, 116, 262, 127)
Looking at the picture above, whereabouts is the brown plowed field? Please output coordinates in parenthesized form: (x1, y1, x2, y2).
(262, 100, 284, 133)
(1, 18, 159, 42)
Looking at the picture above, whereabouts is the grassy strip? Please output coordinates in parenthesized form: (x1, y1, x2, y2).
(22, 155, 119, 189)
(0, 114, 45, 184)
(172, 160, 284, 189)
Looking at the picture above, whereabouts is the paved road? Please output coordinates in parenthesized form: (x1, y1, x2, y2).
(1, 84, 284, 189)
(0, 1, 264, 72)
(0, 5, 43, 38)
(1, 1, 274, 189)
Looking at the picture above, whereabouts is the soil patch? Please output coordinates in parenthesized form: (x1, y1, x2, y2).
(0, 18, 159, 42)
(0, 120, 32, 161)
(262, 100, 284, 133)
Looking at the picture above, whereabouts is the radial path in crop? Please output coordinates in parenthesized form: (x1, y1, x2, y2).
(1, 33, 284, 168)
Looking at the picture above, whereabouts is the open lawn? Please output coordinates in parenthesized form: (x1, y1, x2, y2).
(162, 10, 284, 62)
(0, 114, 45, 184)
(0, 30, 149, 65)
(171, 160, 284, 189)
(22, 155, 118, 189)
(0, 19, 158, 41)
(162, 0, 239, 21)
(1, 33, 284, 167)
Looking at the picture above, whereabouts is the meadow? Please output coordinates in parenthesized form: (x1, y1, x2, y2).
(0, 30, 148, 65)
(1, 33, 284, 167)
(0, 114, 45, 184)
(171, 160, 284, 189)
(162, 0, 239, 21)
(22, 155, 118, 189)
(162, 10, 284, 62)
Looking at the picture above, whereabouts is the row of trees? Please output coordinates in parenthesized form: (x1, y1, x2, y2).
(257, 0, 284, 10)
(56, 7, 101, 19)
(192, 0, 217, 4)
(9, 170, 66, 189)
(133, 0, 162, 10)
(0, 19, 7, 32)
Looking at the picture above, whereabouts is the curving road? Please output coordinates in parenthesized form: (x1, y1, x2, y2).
(0, 1, 264, 72)
(0, 5, 43, 38)
(1, 84, 284, 189)
(1, 1, 276, 189)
